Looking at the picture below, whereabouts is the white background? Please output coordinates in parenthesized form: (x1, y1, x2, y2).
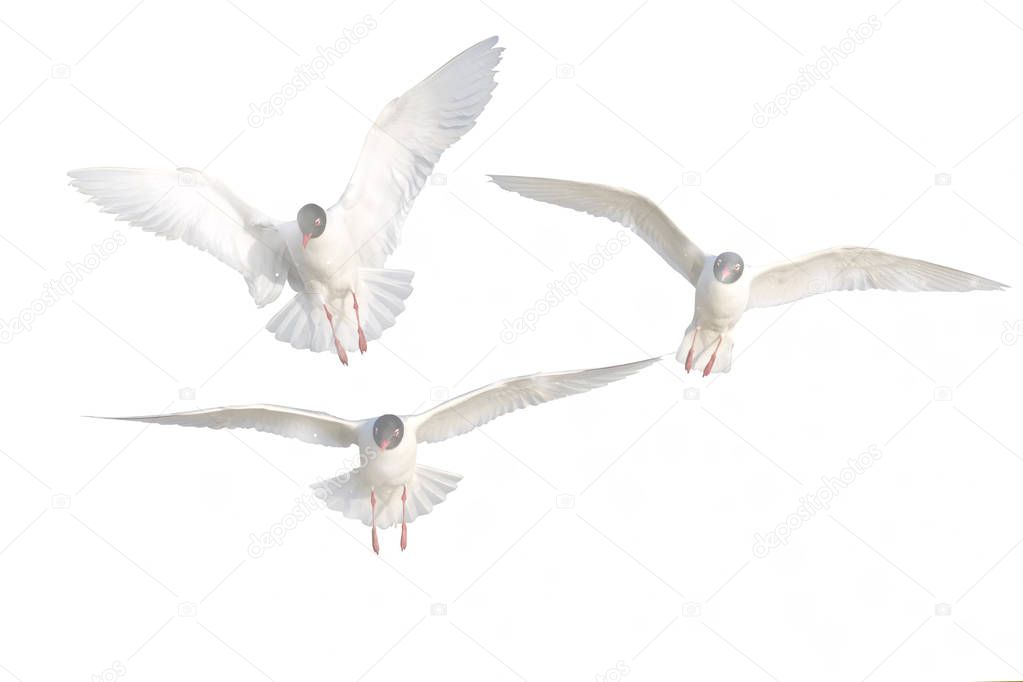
(1, 1, 1021, 680)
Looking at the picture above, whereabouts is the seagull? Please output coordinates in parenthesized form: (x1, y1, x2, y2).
(98, 356, 658, 553)
(489, 175, 1008, 376)
(68, 37, 504, 366)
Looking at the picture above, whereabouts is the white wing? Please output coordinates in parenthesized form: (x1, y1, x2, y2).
(747, 247, 1007, 309)
(413, 357, 660, 444)
(68, 167, 291, 306)
(336, 36, 503, 267)
(99, 404, 360, 448)
(489, 175, 705, 286)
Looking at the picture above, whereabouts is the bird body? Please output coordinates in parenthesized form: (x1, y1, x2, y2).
(680, 256, 750, 373)
(693, 254, 751, 331)
(490, 174, 1007, 375)
(277, 206, 364, 294)
(70, 37, 504, 365)
(100, 357, 659, 551)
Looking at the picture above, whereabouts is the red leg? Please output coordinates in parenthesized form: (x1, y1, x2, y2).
(685, 326, 700, 373)
(400, 485, 408, 551)
(352, 293, 367, 354)
(703, 336, 724, 377)
(323, 305, 348, 366)
(370, 487, 380, 555)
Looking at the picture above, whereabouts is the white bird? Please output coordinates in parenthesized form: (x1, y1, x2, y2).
(99, 356, 658, 553)
(490, 175, 1008, 376)
(68, 37, 504, 366)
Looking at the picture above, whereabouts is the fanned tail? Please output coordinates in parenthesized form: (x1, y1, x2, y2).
(676, 326, 735, 375)
(265, 268, 414, 352)
(334, 268, 415, 351)
(265, 292, 333, 352)
(311, 464, 462, 528)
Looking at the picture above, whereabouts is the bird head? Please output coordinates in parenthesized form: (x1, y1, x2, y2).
(713, 252, 745, 284)
(297, 203, 327, 249)
(372, 414, 404, 451)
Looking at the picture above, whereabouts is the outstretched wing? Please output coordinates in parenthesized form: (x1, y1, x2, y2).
(489, 175, 705, 286)
(413, 357, 660, 444)
(747, 247, 1007, 309)
(68, 167, 291, 306)
(337, 36, 503, 267)
(98, 404, 360, 448)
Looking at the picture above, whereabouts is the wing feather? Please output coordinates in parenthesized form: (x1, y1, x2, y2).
(98, 404, 360, 448)
(489, 175, 705, 285)
(69, 167, 290, 306)
(747, 247, 1007, 309)
(337, 37, 503, 267)
(413, 357, 659, 444)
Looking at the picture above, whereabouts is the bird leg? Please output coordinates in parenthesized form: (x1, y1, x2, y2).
(685, 326, 700, 373)
(322, 305, 349, 366)
(370, 487, 380, 555)
(352, 293, 367, 354)
(400, 485, 408, 551)
(703, 335, 724, 377)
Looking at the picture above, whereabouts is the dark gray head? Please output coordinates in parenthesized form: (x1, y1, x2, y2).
(372, 414, 404, 450)
(297, 203, 326, 248)
(713, 251, 745, 284)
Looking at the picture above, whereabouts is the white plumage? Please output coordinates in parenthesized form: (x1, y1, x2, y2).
(745, 247, 1005, 308)
(69, 37, 503, 364)
(335, 36, 503, 269)
(100, 356, 659, 552)
(66, 167, 291, 306)
(490, 175, 1007, 375)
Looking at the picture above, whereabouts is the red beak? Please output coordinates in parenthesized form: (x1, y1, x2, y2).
(302, 233, 311, 249)
(380, 440, 390, 450)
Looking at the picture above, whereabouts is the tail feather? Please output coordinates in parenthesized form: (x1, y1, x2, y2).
(265, 292, 334, 351)
(344, 267, 415, 347)
(675, 327, 735, 375)
(266, 268, 414, 352)
(311, 464, 461, 528)
(403, 465, 461, 524)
